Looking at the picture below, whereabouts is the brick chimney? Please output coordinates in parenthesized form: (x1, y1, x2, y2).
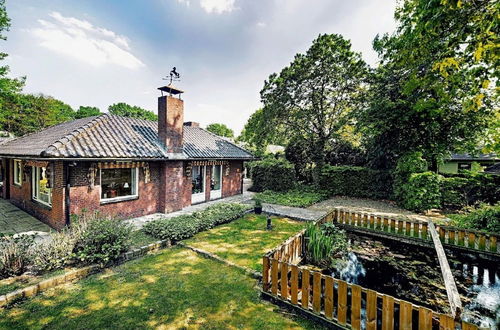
(157, 85, 184, 155)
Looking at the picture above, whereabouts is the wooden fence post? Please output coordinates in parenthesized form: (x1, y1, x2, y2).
(312, 272, 321, 313)
(337, 280, 347, 325)
(382, 295, 394, 330)
(351, 285, 362, 330)
(290, 265, 298, 304)
(281, 262, 288, 299)
(418, 307, 432, 329)
(399, 301, 412, 330)
(324, 277, 334, 320)
(271, 259, 279, 295)
(301, 269, 310, 309)
(263, 256, 270, 291)
(366, 290, 377, 330)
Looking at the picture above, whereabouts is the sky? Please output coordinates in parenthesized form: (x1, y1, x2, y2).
(4, 0, 397, 135)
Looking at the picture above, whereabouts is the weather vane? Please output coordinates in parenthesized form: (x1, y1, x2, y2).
(163, 67, 181, 85)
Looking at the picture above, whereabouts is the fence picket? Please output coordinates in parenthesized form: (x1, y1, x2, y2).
(478, 235, 486, 251)
(271, 259, 278, 295)
(439, 313, 455, 329)
(491, 236, 498, 252)
(468, 232, 476, 249)
(281, 262, 288, 299)
(337, 280, 347, 325)
(324, 277, 334, 320)
(290, 265, 299, 304)
(351, 285, 362, 330)
(399, 301, 412, 330)
(312, 272, 321, 313)
(263, 256, 270, 291)
(405, 221, 411, 236)
(448, 229, 455, 245)
(301, 269, 310, 309)
(422, 223, 428, 240)
(458, 230, 465, 246)
(418, 307, 432, 329)
(366, 290, 377, 330)
(382, 295, 394, 330)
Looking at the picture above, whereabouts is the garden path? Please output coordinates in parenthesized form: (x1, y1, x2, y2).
(0, 199, 52, 239)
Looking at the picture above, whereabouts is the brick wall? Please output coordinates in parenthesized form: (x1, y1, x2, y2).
(69, 162, 161, 220)
(222, 160, 243, 198)
(8, 159, 66, 229)
(159, 161, 191, 213)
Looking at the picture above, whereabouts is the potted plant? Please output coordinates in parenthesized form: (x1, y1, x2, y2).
(254, 198, 263, 214)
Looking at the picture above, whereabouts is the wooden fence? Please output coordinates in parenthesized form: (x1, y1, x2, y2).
(262, 209, 481, 329)
(334, 209, 499, 254)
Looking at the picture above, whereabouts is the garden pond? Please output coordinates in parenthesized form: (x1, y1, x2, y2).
(301, 232, 499, 328)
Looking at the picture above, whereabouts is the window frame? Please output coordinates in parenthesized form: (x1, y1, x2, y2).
(13, 159, 22, 186)
(31, 166, 52, 207)
(100, 167, 139, 204)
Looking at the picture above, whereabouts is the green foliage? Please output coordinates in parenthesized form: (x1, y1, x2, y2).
(393, 152, 428, 201)
(248, 158, 296, 192)
(75, 106, 101, 119)
(255, 186, 328, 208)
(0, 235, 34, 278)
(305, 222, 348, 269)
(356, 0, 498, 169)
(318, 165, 393, 200)
(441, 172, 500, 210)
(73, 218, 131, 265)
(205, 123, 234, 138)
(143, 203, 251, 241)
(259, 34, 369, 180)
(401, 172, 442, 212)
(108, 102, 157, 121)
(448, 203, 500, 234)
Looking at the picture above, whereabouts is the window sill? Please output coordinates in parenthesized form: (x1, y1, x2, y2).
(13, 183, 22, 187)
(100, 195, 139, 205)
(32, 199, 52, 210)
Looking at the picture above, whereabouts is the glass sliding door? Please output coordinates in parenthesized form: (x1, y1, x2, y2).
(210, 165, 222, 200)
(191, 165, 206, 204)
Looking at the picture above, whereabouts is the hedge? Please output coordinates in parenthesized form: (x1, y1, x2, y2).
(143, 203, 251, 241)
(318, 165, 392, 200)
(448, 203, 500, 234)
(401, 172, 442, 212)
(248, 158, 296, 192)
(441, 172, 500, 210)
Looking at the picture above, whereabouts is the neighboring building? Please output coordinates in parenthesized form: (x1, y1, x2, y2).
(438, 153, 499, 174)
(0, 86, 253, 229)
(485, 163, 500, 175)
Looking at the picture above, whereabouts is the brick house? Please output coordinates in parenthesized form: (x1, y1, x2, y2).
(0, 86, 253, 229)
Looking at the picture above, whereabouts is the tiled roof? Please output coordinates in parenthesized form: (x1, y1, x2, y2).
(449, 153, 499, 161)
(0, 114, 253, 160)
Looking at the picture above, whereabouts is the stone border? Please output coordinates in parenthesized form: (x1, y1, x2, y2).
(0, 239, 171, 308)
(178, 242, 262, 279)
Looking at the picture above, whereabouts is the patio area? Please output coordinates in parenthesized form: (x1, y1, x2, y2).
(0, 199, 52, 236)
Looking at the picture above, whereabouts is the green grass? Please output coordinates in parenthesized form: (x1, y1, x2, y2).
(255, 186, 328, 208)
(184, 214, 306, 272)
(0, 247, 323, 329)
(0, 269, 66, 296)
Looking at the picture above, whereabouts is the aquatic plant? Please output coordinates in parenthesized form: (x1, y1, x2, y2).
(305, 222, 348, 269)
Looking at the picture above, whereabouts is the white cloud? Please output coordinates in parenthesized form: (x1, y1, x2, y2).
(176, 0, 191, 7)
(29, 12, 144, 69)
(199, 0, 235, 14)
(256, 21, 266, 28)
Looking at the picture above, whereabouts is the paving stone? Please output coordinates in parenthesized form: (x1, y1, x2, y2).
(0, 200, 51, 236)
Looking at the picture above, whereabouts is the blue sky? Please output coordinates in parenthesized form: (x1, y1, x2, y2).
(4, 0, 396, 134)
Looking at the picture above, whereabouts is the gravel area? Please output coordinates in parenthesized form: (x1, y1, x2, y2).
(308, 196, 433, 222)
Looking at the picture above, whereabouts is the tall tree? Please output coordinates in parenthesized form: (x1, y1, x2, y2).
(205, 123, 234, 138)
(75, 106, 101, 119)
(356, 0, 498, 169)
(108, 102, 157, 121)
(0, 0, 25, 134)
(260, 34, 368, 180)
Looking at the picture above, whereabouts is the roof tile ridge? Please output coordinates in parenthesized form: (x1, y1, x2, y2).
(42, 114, 110, 156)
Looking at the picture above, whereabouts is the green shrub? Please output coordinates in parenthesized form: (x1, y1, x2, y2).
(305, 222, 348, 269)
(393, 152, 428, 201)
(318, 165, 392, 200)
(73, 218, 132, 265)
(143, 203, 251, 241)
(440, 172, 499, 210)
(0, 235, 34, 278)
(401, 172, 441, 212)
(448, 203, 500, 234)
(248, 158, 296, 192)
(255, 186, 328, 207)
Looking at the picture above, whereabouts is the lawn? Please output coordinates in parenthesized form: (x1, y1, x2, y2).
(184, 213, 306, 272)
(0, 247, 323, 329)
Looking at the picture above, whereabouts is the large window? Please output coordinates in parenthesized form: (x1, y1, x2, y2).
(211, 165, 222, 191)
(100, 168, 138, 202)
(192, 166, 205, 194)
(32, 166, 51, 206)
(13, 159, 22, 185)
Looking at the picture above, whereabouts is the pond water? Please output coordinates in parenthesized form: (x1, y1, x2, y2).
(303, 233, 500, 328)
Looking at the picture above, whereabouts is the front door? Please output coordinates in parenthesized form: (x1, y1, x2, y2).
(191, 165, 206, 204)
(210, 165, 222, 200)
